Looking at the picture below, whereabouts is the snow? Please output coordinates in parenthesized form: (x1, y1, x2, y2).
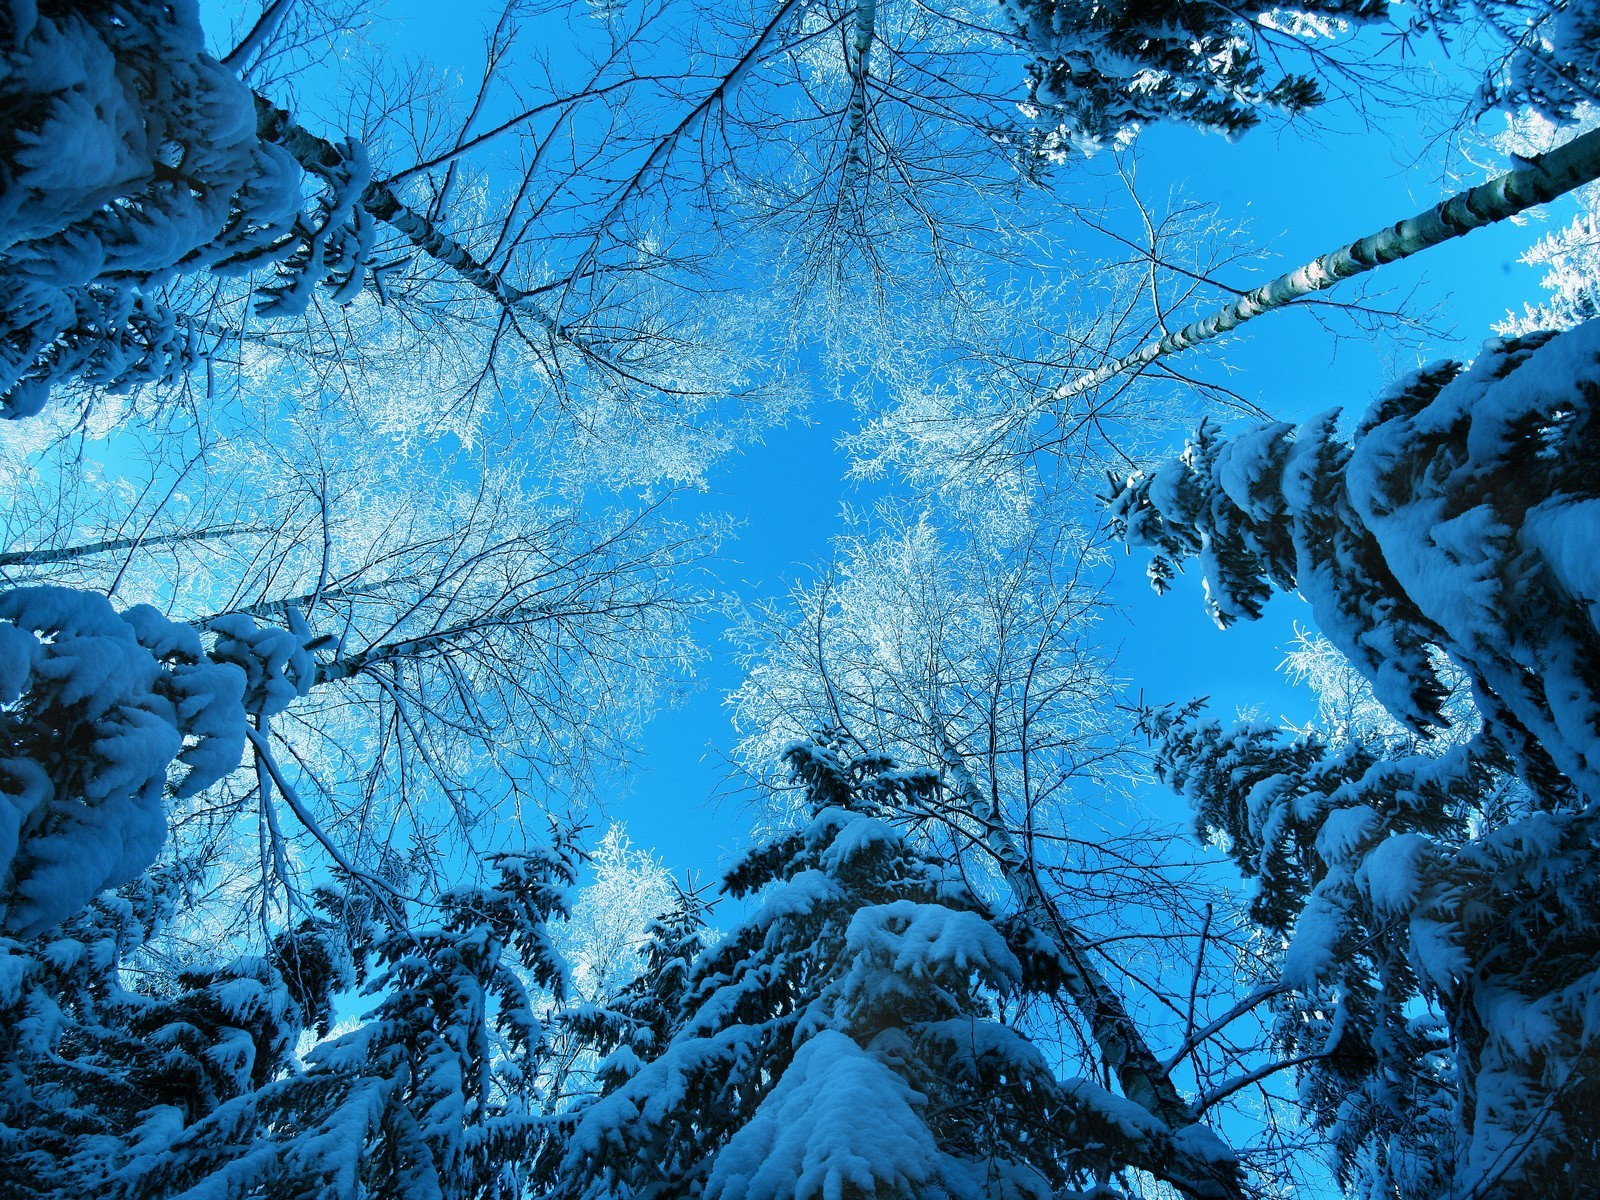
(915, 1018, 1049, 1081)
(843, 900, 1021, 987)
(1214, 420, 1293, 519)
(208, 612, 316, 717)
(751, 869, 841, 926)
(704, 1030, 971, 1200)
(1282, 896, 1345, 988)
(1409, 917, 1468, 990)
(816, 814, 902, 872)
(0, 0, 307, 415)
(1058, 1075, 1169, 1142)
(1358, 832, 1430, 914)
(0, 586, 270, 934)
(0, 621, 38, 703)
(1520, 498, 1600, 635)
(1347, 324, 1600, 799)
(1313, 804, 1378, 863)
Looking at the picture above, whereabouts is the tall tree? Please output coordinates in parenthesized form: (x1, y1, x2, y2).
(1114, 320, 1600, 1197)
(560, 739, 1242, 1200)
(727, 500, 1274, 1189)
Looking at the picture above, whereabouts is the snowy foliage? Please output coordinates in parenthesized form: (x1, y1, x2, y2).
(6, 2, 1600, 1197)
(1495, 107, 1600, 336)
(558, 739, 1242, 1200)
(1467, 0, 1600, 122)
(1110, 323, 1600, 806)
(1, 840, 578, 1200)
(0, 588, 236, 937)
(1145, 702, 1599, 1198)
(0, 0, 302, 416)
(1000, 0, 1600, 160)
(999, 0, 1382, 157)
(0, 583, 334, 940)
(1122, 322, 1600, 1196)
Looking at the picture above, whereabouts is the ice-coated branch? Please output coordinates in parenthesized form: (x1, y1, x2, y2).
(1056, 125, 1600, 403)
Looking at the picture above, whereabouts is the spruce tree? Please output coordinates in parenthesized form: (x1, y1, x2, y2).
(126, 840, 577, 1200)
(566, 881, 711, 1098)
(1000, 0, 1386, 155)
(1115, 321, 1600, 1194)
(1145, 698, 1600, 1197)
(558, 738, 1241, 1200)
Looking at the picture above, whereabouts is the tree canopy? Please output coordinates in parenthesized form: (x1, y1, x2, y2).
(1, 0, 1599, 1198)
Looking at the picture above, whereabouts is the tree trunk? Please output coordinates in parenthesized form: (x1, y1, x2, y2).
(1056, 125, 1600, 403)
(938, 740, 1245, 1200)
(842, 0, 877, 174)
(252, 96, 610, 367)
(0, 523, 265, 568)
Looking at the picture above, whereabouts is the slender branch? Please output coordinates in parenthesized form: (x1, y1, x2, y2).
(245, 725, 414, 922)
(222, 0, 297, 73)
(1161, 982, 1289, 1078)
(1193, 1050, 1330, 1116)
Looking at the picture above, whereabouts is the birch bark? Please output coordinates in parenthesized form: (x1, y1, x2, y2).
(1056, 126, 1600, 403)
(842, 0, 877, 176)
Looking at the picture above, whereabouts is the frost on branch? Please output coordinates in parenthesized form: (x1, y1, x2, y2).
(1110, 322, 1600, 806)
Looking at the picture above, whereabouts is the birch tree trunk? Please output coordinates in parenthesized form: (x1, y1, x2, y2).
(0, 523, 264, 568)
(842, 0, 877, 177)
(1057, 125, 1600, 403)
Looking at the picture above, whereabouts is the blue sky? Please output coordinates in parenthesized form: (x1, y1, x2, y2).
(618, 115, 1573, 881)
(201, 0, 1572, 883)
